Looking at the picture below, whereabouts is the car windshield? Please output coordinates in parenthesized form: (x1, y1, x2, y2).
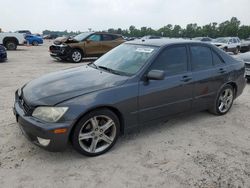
(214, 38, 228, 43)
(92, 44, 158, 76)
(74, 32, 92, 41)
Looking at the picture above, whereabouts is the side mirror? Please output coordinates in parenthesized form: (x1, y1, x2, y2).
(146, 70, 165, 80)
(86, 39, 91, 43)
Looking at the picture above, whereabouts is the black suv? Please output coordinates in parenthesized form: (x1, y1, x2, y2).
(0, 45, 7, 62)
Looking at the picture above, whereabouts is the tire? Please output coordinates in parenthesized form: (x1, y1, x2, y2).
(72, 109, 120, 156)
(70, 49, 83, 63)
(5, 40, 17, 50)
(234, 47, 239, 55)
(32, 41, 39, 46)
(209, 85, 234, 115)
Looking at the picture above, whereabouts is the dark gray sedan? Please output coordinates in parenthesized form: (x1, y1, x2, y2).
(13, 39, 246, 156)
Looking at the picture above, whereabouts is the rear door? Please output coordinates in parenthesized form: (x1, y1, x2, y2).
(101, 34, 123, 54)
(190, 45, 226, 111)
(84, 34, 102, 56)
(138, 45, 193, 123)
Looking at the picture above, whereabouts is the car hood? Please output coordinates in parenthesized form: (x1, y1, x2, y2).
(54, 37, 79, 45)
(22, 66, 128, 106)
(236, 52, 250, 62)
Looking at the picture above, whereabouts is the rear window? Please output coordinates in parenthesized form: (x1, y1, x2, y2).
(190, 46, 213, 70)
(102, 34, 113, 41)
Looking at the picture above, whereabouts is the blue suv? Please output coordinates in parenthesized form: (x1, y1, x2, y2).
(25, 34, 43, 46)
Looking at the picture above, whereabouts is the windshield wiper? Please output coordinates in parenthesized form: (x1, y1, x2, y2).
(88, 62, 98, 69)
(98, 66, 127, 76)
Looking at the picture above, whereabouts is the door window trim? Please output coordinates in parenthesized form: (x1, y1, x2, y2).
(146, 44, 190, 78)
(188, 44, 215, 71)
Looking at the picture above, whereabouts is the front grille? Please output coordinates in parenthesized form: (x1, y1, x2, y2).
(17, 92, 33, 115)
(49, 45, 62, 53)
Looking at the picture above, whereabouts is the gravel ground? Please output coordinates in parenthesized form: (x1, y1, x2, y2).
(0, 41, 250, 188)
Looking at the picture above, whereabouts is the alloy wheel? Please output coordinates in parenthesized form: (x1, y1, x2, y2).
(72, 51, 82, 62)
(218, 88, 233, 113)
(78, 115, 116, 154)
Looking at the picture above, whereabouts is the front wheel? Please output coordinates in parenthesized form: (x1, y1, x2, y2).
(5, 41, 17, 50)
(70, 49, 83, 63)
(209, 85, 234, 115)
(72, 109, 120, 156)
(32, 41, 39, 46)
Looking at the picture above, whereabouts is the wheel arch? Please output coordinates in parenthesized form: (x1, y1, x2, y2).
(228, 82, 237, 98)
(224, 81, 238, 98)
(71, 47, 85, 57)
(69, 105, 125, 141)
(3, 37, 19, 45)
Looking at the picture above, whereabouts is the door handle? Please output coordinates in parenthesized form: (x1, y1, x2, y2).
(218, 68, 226, 74)
(181, 75, 192, 82)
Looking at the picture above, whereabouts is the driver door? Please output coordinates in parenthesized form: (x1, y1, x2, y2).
(138, 45, 193, 123)
(84, 34, 102, 56)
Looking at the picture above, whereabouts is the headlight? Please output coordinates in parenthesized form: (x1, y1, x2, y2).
(32, 107, 68, 122)
(17, 88, 22, 96)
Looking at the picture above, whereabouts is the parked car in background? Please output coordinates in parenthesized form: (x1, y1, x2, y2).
(212, 37, 241, 54)
(235, 52, 250, 81)
(0, 32, 26, 50)
(49, 32, 125, 63)
(0, 45, 7, 62)
(14, 39, 246, 156)
(192, 37, 213, 42)
(142, 35, 161, 39)
(15, 30, 32, 35)
(240, 37, 250, 53)
(25, 34, 43, 46)
(43, 34, 59, 40)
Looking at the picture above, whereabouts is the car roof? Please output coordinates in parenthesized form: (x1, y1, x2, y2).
(125, 38, 206, 47)
(93, 32, 122, 36)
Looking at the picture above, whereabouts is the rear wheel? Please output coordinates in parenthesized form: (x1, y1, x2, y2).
(32, 41, 39, 46)
(70, 49, 83, 63)
(209, 85, 234, 115)
(5, 40, 17, 50)
(72, 109, 120, 156)
(234, 47, 240, 54)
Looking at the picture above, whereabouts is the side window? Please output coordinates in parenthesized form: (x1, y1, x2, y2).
(150, 46, 188, 76)
(212, 51, 224, 66)
(102, 34, 113, 41)
(233, 38, 237, 43)
(88, 34, 101, 41)
(229, 39, 233, 43)
(112, 35, 120, 40)
(190, 46, 213, 70)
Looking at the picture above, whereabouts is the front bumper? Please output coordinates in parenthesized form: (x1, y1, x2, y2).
(49, 45, 71, 60)
(13, 93, 73, 151)
(0, 52, 7, 61)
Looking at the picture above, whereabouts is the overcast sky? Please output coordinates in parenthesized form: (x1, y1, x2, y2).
(1, 0, 250, 33)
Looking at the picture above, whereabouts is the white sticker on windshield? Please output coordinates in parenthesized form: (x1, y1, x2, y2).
(136, 48, 154, 53)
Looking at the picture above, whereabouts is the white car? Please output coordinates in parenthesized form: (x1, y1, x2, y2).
(212, 37, 241, 54)
(0, 32, 26, 50)
(235, 52, 250, 81)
